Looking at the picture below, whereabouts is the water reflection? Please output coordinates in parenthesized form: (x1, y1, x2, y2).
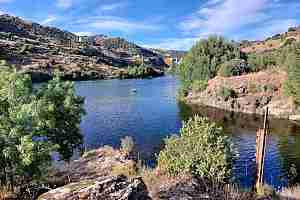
(75, 76, 300, 189)
(179, 103, 300, 189)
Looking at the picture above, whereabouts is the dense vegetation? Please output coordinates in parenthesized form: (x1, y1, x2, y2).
(177, 34, 300, 106)
(284, 43, 300, 105)
(177, 35, 246, 96)
(0, 62, 85, 189)
(158, 116, 234, 182)
(125, 65, 162, 79)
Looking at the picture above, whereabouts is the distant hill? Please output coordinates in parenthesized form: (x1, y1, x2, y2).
(0, 14, 77, 42)
(241, 26, 300, 53)
(0, 14, 166, 82)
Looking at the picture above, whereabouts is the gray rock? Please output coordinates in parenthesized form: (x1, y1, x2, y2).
(38, 175, 151, 200)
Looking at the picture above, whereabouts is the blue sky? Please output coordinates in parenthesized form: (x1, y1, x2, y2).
(0, 0, 299, 50)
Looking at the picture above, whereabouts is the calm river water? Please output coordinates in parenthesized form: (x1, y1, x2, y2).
(75, 75, 300, 189)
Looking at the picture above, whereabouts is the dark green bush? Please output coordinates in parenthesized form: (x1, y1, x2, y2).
(178, 35, 245, 88)
(217, 86, 237, 101)
(284, 43, 300, 105)
(218, 59, 248, 77)
(191, 80, 208, 93)
(247, 53, 276, 72)
(127, 65, 149, 78)
(158, 116, 234, 182)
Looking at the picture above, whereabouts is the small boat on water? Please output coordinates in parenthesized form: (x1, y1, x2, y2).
(131, 89, 137, 93)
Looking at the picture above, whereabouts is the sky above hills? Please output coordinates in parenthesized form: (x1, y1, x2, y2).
(0, 0, 299, 50)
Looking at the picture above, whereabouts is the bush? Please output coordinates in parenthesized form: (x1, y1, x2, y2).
(120, 136, 135, 157)
(284, 44, 300, 105)
(191, 80, 208, 93)
(218, 59, 248, 77)
(177, 80, 191, 99)
(158, 116, 234, 182)
(217, 86, 237, 101)
(127, 65, 153, 78)
(178, 35, 245, 88)
(247, 53, 276, 72)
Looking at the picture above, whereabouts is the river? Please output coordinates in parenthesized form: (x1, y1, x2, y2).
(75, 75, 300, 189)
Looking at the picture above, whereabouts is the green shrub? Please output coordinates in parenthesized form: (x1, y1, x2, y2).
(191, 80, 208, 93)
(120, 136, 135, 157)
(158, 116, 234, 182)
(284, 44, 300, 105)
(218, 59, 248, 77)
(177, 81, 191, 99)
(127, 65, 152, 78)
(217, 86, 237, 101)
(247, 53, 276, 72)
(261, 84, 276, 93)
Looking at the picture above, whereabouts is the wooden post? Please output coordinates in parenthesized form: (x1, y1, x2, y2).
(255, 107, 269, 191)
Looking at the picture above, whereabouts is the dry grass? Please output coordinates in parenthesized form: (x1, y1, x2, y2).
(111, 160, 138, 178)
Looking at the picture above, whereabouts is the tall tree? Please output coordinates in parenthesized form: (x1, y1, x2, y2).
(0, 66, 85, 187)
(178, 35, 244, 89)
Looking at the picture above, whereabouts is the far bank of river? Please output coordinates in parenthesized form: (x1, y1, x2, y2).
(75, 75, 300, 189)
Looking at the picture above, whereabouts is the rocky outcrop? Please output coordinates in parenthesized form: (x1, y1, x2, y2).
(38, 175, 151, 200)
(49, 147, 135, 184)
(37, 147, 151, 200)
(186, 70, 298, 119)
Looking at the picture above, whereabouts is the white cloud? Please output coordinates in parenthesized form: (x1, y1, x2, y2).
(41, 16, 58, 25)
(181, 0, 269, 33)
(100, 2, 125, 11)
(243, 19, 299, 40)
(205, 0, 223, 6)
(57, 0, 73, 9)
(143, 37, 199, 51)
(74, 32, 94, 36)
(89, 16, 160, 33)
(0, 0, 13, 3)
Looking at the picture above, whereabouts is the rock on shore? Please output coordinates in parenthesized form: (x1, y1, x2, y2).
(38, 175, 150, 200)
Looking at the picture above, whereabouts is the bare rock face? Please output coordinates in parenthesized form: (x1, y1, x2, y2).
(38, 175, 151, 200)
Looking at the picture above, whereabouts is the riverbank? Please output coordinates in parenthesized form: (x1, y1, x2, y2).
(37, 147, 272, 200)
(184, 70, 300, 121)
(25, 146, 299, 200)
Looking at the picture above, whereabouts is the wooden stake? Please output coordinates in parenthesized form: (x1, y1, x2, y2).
(255, 107, 269, 191)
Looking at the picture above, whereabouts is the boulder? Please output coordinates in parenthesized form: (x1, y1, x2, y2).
(38, 175, 151, 200)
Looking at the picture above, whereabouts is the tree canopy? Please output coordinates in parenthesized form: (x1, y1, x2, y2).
(0, 65, 85, 187)
(178, 35, 245, 90)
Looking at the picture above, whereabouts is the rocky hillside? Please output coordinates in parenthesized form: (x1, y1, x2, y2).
(0, 14, 166, 82)
(186, 70, 300, 119)
(241, 26, 300, 53)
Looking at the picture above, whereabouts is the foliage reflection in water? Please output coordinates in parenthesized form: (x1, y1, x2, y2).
(75, 76, 300, 189)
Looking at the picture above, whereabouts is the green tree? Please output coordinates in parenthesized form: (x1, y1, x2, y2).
(158, 116, 234, 182)
(0, 66, 85, 188)
(178, 35, 244, 94)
